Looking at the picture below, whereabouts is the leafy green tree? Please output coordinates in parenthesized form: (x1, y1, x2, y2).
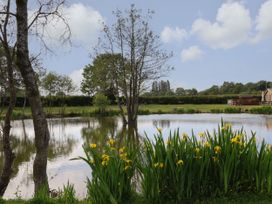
(41, 72, 60, 96)
(59, 75, 76, 96)
(175, 87, 186, 96)
(81, 53, 123, 96)
(42, 72, 76, 96)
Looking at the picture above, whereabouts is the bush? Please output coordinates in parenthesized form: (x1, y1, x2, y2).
(173, 108, 185, 113)
(138, 109, 150, 115)
(224, 107, 242, 113)
(250, 106, 272, 114)
(93, 93, 110, 114)
(210, 109, 224, 113)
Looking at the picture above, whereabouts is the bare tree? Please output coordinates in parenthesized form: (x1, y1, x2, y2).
(0, 0, 70, 195)
(97, 4, 172, 127)
(15, 0, 70, 195)
(0, 0, 16, 196)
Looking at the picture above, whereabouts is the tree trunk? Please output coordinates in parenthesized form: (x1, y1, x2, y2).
(0, 48, 16, 197)
(16, 0, 50, 195)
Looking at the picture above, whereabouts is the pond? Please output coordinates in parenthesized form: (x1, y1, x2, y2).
(3, 113, 272, 199)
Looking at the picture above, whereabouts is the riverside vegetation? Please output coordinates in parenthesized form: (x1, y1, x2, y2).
(3, 122, 272, 203)
(2, 105, 272, 120)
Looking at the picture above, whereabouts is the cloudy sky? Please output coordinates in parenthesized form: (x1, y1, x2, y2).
(29, 0, 272, 92)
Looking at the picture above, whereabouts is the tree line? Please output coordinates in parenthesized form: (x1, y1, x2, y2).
(141, 80, 270, 97)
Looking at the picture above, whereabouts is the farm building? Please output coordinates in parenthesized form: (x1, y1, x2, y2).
(262, 89, 272, 104)
(227, 96, 260, 106)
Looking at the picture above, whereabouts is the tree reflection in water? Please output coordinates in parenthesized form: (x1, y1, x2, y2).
(81, 117, 141, 151)
(153, 120, 171, 129)
(0, 119, 78, 184)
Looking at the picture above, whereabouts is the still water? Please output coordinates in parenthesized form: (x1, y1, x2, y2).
(3, 113, 272, 199)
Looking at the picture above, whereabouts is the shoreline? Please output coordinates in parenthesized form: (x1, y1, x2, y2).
(1, 104, 271, 120)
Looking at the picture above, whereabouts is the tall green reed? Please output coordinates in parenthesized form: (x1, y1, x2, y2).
(78, 138, 137, 204)
(139, 123, 272, 203)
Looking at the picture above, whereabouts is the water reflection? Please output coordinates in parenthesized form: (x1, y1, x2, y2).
(153, 120, 171, 128)
(1, 114, 272, 199)
(81, 117, 140, 151)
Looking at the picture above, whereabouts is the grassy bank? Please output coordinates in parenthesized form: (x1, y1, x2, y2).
(2, 195, 272, 204)
(1, 104, 269, 120)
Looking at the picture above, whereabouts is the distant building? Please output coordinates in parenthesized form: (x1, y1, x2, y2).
(262, 89, 272, 104)
(228, 96, 260, 106)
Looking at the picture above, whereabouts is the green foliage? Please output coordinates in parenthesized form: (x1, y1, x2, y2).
(93, 93, 110, 114)
(200, 81, 272, 95)
(224, 107, 242, 113)
(57, 182, 77, 204)
(250, 106, 272, 114)
(81, 53, 123, 96)
(1, 95, 261, 108)
(173, 108, 200, 113)
(210, 109, 224, 113)
(78, 138, 137, 204)
(29, 185, 52, 204)
(139, 95, 259, 105)
(150, 80, 174, 96)
(139, 124, 272, 203)
(41, 72, 76, 96)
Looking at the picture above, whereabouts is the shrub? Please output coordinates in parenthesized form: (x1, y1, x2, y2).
(138, 109, 150, 115)
(224, 107, 242, 113)
(250, 106, 272, 114)
(173, 108, 185, 113)
(186, 109, 200, 113)
(210, 109, 224, 113)
(93, 93, 110, 114)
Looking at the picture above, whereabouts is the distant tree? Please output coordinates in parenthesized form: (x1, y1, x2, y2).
(200, 81, 271, 95)
(42, 72, 76, 96)
(150, 80, 172, 96)
(41, 72, 60, 96)
(59, 75, 76, 96)
(184, 88, 198, 96)
(175, 87, 186, 96)
(151, 81, 159, 94)
(200, 85, 220, 95)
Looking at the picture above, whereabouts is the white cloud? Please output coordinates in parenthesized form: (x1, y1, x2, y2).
(69, 69, 83, 94)
(161, 26, 188, 43)
(181, 46, 204, 62)
(253, 0, 272, 43)
(192, 2, 251, 49)
(30, 3, 104, 47)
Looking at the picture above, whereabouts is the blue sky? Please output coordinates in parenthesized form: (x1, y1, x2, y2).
(30, 0, 272, 92)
